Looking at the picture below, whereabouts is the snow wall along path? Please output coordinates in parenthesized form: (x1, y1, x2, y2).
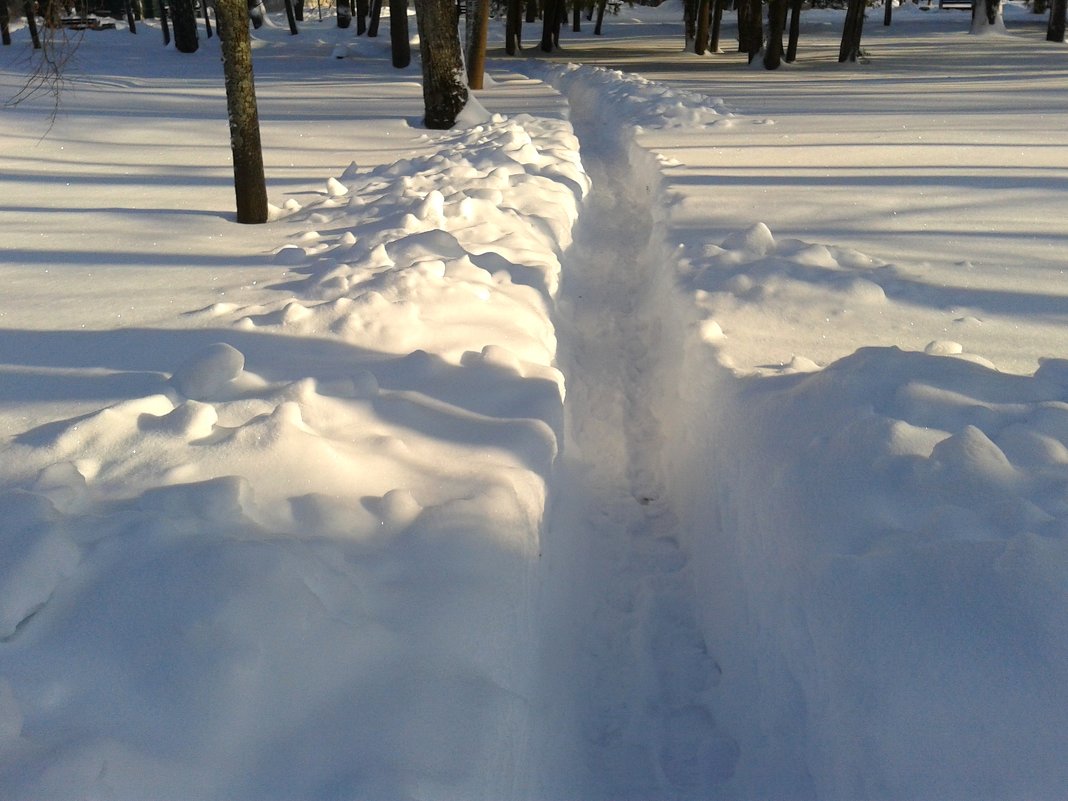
(534, 63, 1068, 800)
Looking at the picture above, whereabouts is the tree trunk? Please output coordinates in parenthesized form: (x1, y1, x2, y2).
(337, 0, 351, 26)
(295, 0, 304, 20)
(1049, 0, 1067, 39)
(1033, 0, 1047, 13)
(970, 0, 1002, 31)
(838, 0, 865, 62)
(389, 0, 410, 65)
(414, 0, 468, 128)
(738, 0, 761, 60)
(367, 0, 382, 34)
(505, 0, 521, 53)
(466, 0, 489, 88)
(684, 0, 696, 43)
(594, 0, 607, 34)
(125, 0, 138, 31)
(283, 0, 299, 32)
(541, 0, 560, 49)
(571, 2, 579, 31)
(355, 0, 368, 32)
(23, 0, 41, 49)
(216, 0, 269, 223)
(694, 0, 710, 53)
(710, 0, 725, 51)
(203, 0, 213, 36)
(161, 2, 172, 44)
(785, 0, 802, 61)
(1, 1, 10, 46)
(764, 0, 787, 68)
(883, 0, 891, 25)
(525, 0, 536, 23)
(172, 0, 198, 51)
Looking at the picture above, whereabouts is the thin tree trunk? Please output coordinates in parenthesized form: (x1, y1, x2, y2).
(389, 0, 410, 65)
(838, 0, 865, 62)
(1049, 0, 1067, 39)
(785, 0, 802, 61)
(594, 0, 606, 34)
(1, 1, 10, 46)
(367, 0, 382, 34)
(24, 0, 41, 49)
(295, 0, 304, 20)
(172, 0, 198, 51)
(505, 0, 521, 52)
(738, 0, 761, 60)
(710, 0, 725, 51)
(694, 0, 710, 53)
(160, 1, 171, 44)
(764, 0, 787, 68)
(413, 0, 468, 128)
(203, 0, 213, 36)
(216, 0, 268, 223)
(684, 0, 696, 43)
(283, 0, 299, 32)
(355, 0, 367, 32)
(525, 0, 536, 23)
(466, 0, 489, 88)
(337, 0, 351, 26)
(124, 0, 138, 31)
(572, 2, 579, 30)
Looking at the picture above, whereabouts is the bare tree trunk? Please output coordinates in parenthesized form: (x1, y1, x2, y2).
(203, 0, 213, 37)
(1, 1, 11, 46)
(785, 0, 802, 61)
(414, 0, 467, 128)
(1033, 0, 1047, 13)
(594, 0, 607, 34)
(541, 0, 561, 49)
(764, 0, 787, 67)
(571, 1, 579, 30)
(355, 0, 367, 31)
(839, 0, 865, 62)
(883, 0, 891, 25)
(525, 0, 536, 22)
(694, 0, 710, 53)
(466, 0, 488, 88)
(283, 0, 299, 32)
(389, 0, 410, 65)
(710, 0, 725, 51)
(1049, 0, 1067, 39)
(160, 1, 171, 44)
(216, 0, 268, 223)
(24, 0, 42, 49)
(337, 0, 351, 26)
(738, 0, 761, 60)
(367, 0, 382, 34)
(172, 0, 198, 51)
(505, 0, 521, 52)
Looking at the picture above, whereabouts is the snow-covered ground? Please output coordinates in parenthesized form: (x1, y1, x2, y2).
(1, 4, 1067, 799)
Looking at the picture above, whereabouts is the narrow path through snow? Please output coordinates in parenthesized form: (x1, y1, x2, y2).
(536, 117, 739, 800)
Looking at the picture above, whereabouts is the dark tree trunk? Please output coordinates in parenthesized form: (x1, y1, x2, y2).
(161, 1, 172, 44)
(883, 0, 891, 25)
(738, 0, 761, 60)
(839, 0, 865, 62)
(785, 0, 802, 61)
(764, 0, 787, 67)
(24, 0, 41, 49)
(541, 0, 561, 49)
(124, 0, 138, 31)
(594, 0, 607, 34)
(1049, 0, 1067, 39)
(710, 0, 725, 51)
(295, 0, 304, 19)
(466, 0, 489, 88)
(172, 0, 198, 50)
(694, 0, 710, 53)
(283, 0, 299, 32)
(216, 0, 268, 223)
(355, 0, 368, 32)
(337, 0, 351, 25)
(525, 0, 536, 22)
(414, 0, 468, 128)
(389, 0, 410, 65)
(505, 0, 521, 52)
(572, 2, 579, 30)
(367, 0, 382, 34)
(1, 1, 10, 46)
(684, 0, 696, 42)
(203, 0, 213, 36)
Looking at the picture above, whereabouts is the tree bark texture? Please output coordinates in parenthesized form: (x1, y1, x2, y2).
(368, 0, 382, 34)
(785, 0, 802, 61)
(355, 0, 368, 32)
(216, 0, 269, 223)
(594, 0, 607, 35)
(283, 0, 299, 32)
(740, 0, 762, 60)
(541, 0, 561, 50)
(466, 0, 489, 89)
(1050, 0, 1067, 39)
(414, 0, 468, 128)
(839, 0, 865, 62)
(389, 0, 410, 65)
(710, 0, 725, 52)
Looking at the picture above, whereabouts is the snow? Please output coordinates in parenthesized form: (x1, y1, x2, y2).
(2, 3, 1068, 799)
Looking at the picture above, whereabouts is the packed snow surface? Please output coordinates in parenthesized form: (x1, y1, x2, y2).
(1, 3, 1067, 800)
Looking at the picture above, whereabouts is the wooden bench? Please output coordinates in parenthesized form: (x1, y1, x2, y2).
(59, 15, 117, 28)
(938, 0, 974, 8)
